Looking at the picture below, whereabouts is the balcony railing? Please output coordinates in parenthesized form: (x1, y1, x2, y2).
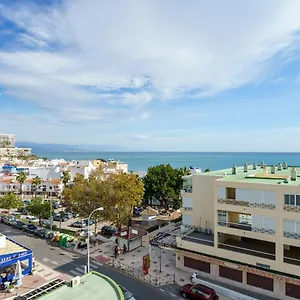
(218, 242, 276, 260)
(283, 205, 300, 213)
(283, 231, 300, 240)
(217, 198, 275, 210)
(182, 228, 214, 247)
(218, 221, 275, 235)
(182, 207, 193, 211)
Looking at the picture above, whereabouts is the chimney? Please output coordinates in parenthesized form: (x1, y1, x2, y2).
(271, 165, 276, 174)
(291, 167, 297, 181)
(253, 162, 257, 170)
(278, 163, 282, 171)
(261, 161, 264, 169)
(283, 162, 288, 170)
(244, 162, 248, 172)
(232, 165, 237, 175)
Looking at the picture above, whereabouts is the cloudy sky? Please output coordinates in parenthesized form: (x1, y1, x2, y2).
(1, 0, 300, 151)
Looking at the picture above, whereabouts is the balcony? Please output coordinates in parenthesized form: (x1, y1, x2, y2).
(182, 229, 214, 247)
(217, 198, 275, 210)
(283, 231, 300, 240)
(218, 221, 275, 235)
(283, 205, 300, 213)
(218, 234, 276, 260)
(284, 245, 300, 266)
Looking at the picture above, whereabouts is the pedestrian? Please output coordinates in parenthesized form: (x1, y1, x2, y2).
(114, 246, 118, 258)
(117, 246, 121, 256)
(123, 244, 127, 254)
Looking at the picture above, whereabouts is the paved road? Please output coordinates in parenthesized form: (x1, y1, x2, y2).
(0, 224, 186, 300)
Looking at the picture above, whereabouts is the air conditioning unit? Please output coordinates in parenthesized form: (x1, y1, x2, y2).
(70, 276, 81, 287)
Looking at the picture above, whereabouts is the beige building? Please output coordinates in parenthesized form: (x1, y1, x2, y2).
(177, 162, 300, 300)
(0, 134, 15, 148)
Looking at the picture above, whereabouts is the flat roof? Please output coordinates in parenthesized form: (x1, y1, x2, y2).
(37, 272, 124, 300)
(192, 165, 300, 186)
(0, 237, 28, 256)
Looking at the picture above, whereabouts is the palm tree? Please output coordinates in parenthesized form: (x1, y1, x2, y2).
(32, 176, 42, 198)
(61, 171, 71, 187)
(16, 171, 27, 198)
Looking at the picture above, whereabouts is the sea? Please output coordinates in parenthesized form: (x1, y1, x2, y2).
(33, 152, 300, 174)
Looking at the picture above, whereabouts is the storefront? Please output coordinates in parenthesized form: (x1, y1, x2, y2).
(0, 234, 33, 284)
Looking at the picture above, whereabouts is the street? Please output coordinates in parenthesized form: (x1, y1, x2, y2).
(0, 224, 186, 300)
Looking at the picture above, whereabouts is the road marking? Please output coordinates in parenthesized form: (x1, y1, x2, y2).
(169, 293, 176, 297)
(51, 261, 59, 265)
(159, 289, 165, 292)
(42, 257, 49, 262)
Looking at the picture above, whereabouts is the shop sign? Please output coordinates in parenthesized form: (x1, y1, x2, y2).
(0, 251, 29, 263)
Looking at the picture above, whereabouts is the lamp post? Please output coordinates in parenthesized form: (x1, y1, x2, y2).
(87, 207, 104, 272)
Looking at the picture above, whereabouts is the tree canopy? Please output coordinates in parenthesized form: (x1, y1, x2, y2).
(143, 164, 187, 210)
(63, 172, 144, 231)
(73, 173, 85, 184)
(26, 197, 52, 223)
(0, 193, 23, 210)
(61, 171, 71, 186)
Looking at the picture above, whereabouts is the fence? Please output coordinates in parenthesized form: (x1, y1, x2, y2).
(111, 260, 175, 287)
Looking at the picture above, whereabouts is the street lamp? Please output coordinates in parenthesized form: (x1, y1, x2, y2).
(87, 207, 104, 272)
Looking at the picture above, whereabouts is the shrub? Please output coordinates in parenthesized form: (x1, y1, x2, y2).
(147, 224, 159, 233)
(171, 216, 182, 223)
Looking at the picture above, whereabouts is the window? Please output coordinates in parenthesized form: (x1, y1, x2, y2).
(283, 220, 300, 234)
(218, 210, 228, 225)
(285, 194, 300, 206)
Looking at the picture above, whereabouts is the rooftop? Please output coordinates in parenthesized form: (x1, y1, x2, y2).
(192, 164, 300, 186)
(0, 237, 28, 256)
(30, 272, 124, 300)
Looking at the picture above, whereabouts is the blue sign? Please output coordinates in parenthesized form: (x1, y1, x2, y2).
(0, 251, 29, 263)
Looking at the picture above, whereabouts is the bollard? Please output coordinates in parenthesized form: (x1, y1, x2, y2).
(84, 265, 87, 274)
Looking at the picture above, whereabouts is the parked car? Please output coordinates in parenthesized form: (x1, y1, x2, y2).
(77, 228, 94, 237)
(133, 207, 144, 216)
(100, 226, 116, 236)
(63, 212, 73, 219)
(53, 214, 68, 222)
(3, 216, 15, 225)
(53, 201, 60, 209)
(180, 284, 219, 300)
(83, 219, 94, 226)
(23, 224, 37, 234)
(25, 216, 39, 223)
(71, 220, 86, 228)
(119, 285, 136, 300)
(34, 228, 50, 238)
(23, 200, 31, 206)
(13, 220, 26, 230)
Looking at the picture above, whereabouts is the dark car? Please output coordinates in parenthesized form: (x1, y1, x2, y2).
(12, 220, 25, 230)
(23, 224, 37, 234)
(53, 214, 68, 222)
(71, 220, 86, 228)
(34, 228, 48, 238)
(100, 226, 116, 236)
(181, 284, 219, 300)
(83, 219, 94, 226)
(119, 285, 136, 300)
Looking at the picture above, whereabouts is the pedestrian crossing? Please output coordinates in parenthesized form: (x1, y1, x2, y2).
(68, 260, 103, 277)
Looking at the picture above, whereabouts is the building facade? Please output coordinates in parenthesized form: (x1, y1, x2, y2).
(177, 163, 300, 300)
(0, 134, 15, 148)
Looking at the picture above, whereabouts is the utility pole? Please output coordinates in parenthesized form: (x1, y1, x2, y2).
(159, 246, 162, 273)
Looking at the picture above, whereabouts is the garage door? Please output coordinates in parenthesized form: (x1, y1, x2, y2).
(184, 257, 210, 274)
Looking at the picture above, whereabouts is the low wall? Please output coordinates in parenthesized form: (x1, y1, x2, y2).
(192, 277, 258, 300)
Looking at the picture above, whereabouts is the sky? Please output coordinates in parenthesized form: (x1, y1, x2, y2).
(1, 0, 300, 151)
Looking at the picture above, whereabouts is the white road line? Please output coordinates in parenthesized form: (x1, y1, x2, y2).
(42, 257, 49, 262)
(69, 270, 82, 277)
(51, 261, 59, 265)
(159, 289, 165, 292)
(169, 293, 176, 297)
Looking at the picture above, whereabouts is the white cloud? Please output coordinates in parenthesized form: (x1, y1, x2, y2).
(1, 0, 300, 147)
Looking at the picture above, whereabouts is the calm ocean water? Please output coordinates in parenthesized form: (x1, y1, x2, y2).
(34, 152, 300, 173)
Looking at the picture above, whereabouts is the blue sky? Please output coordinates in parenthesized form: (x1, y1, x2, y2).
(1, 0, 300, 151)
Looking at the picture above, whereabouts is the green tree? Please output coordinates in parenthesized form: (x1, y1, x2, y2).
(61, 171, 71, 187)
(179, 167, 191, 176)
(26, 197, 52, 225)
(143, 164, 184, 211)
(16, 171, 27, 197)
(0, 193, 23, 210)
(42, 157, 48, 161)
(103, 173, 144, 230)
(32, 176, 42, 197)
(73, 173, 85, 184)
(204, 168, 210, 173)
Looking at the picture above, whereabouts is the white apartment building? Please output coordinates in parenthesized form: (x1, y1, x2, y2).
(68, 160, 96, 179)
(0, 134, 15, 148)
(0, 178, 63, 198)
(0, 147, 31, 157)
(29, 166, 62, 180)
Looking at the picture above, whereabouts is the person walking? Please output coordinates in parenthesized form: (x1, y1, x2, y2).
(123, 244, 127, 254)
(114, 246, 119, 258)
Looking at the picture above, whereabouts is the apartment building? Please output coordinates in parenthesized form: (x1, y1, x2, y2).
(177, 162, 300, 300)
(68, 160, 96, 179)
(0, 134, 15, 148)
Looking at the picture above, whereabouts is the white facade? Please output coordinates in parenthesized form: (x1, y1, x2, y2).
(0, 134, 15, 148)
(0, 147, 31, 157)
(68, 160, 96, 179)
(32, 159, 66, 168)
(29, 166, 62, 180)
